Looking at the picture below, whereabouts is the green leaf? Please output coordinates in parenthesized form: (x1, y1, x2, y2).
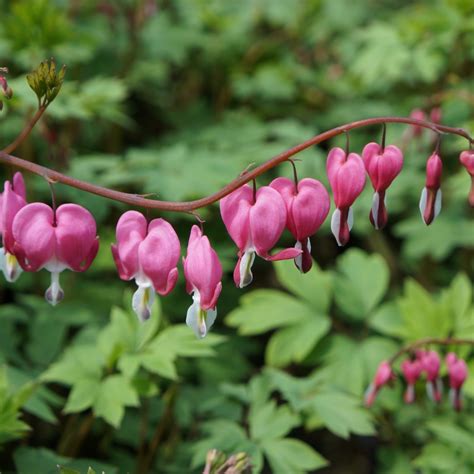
(226, 290, 313, 334)
(369, 302, 407, 338)
(265, 316, 331, 367)
(249, 401, 299, 441)
(273, 258, 333, 312)
(93, 375, 139, 428)
(58, 467, 80, 474)
(64, 378, 100, 414)
(334, 249, 389, 319)
(262, 438, 328, 474)
(309, 391, 375, 439)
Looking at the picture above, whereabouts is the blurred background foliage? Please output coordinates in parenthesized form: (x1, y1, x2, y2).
(0, 0, 473, 472)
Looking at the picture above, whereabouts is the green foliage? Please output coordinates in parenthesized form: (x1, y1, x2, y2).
(0, 0, 473, 472)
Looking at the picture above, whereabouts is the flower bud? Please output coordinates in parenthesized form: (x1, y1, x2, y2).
(420, 350, 442, 403)
(459, 150, 474, 207)
(419, 153, 442, 225)
(364, 360, 393, 407)
(445, 352, 468, 411)
(401, 359, 422, 404)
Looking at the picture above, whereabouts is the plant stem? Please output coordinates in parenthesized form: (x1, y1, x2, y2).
(388, 337, 474, 364)
(0, 116, 472, 212)
(2, 105, 47, 155)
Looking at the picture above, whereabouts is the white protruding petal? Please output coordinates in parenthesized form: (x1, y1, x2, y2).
(0, 248, 23, 283)
(132, 284, 155, 322)
(186, 289, 217, 338)
(419, 187, 427, 221)
(426, 380, 434, 401)
(347, 206, 354, 231)
(239, 248, 255, 288)
(434, 189, 442, 219)
(371, 192, 380, 229)
(45, 271, 64, 306)
(294, 240, 303, 272)
(330, 208, 342, 246)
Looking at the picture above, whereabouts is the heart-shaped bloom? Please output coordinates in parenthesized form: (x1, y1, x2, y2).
(445, 352, 468, 411)
(362, 142, 403, 229)
(12, 202, 99, 305)
(401, 359, 422, 404)
(220, 184, 301, 288)
(111, 211, 180, 321)
(420, 350, 442, 403)
(459, 150, 474, 207)
(419, 153, 442, 225)
(364, 360, 393, 407)
(326, 147, 366, 246)
(0, 172, 26, 282)
(183, 225, 222, 338)
(270, 177, 329, 273)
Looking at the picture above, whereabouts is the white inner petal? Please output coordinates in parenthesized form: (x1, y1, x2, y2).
(419, 187, 427, 220)
(45, 271, 64, 306)
(132, 283, 155, 322)
(347, 206, 354, 231)
(0, 248, 22, 283)
(371, 192, 380, 229)
(294, 240, 303, 272)
(330, 208, 342, 246)
(186, 289, 217, 338)
(239, 248, 255, 288)
(434, 189, 442, 219)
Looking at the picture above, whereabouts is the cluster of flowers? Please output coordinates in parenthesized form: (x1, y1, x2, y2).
(1, 141, 473, 337)
(365, 351, 469, 411)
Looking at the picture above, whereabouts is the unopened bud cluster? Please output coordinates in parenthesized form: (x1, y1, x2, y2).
(365, 350, 469, 411)
(0, 67, 13, 111)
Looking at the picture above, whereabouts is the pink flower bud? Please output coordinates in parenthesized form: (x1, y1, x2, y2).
(419, 153, 442, 225)
(12, 203, 99, 306)
(362, 142, 403, 229)
(270, 177, 329, 273)
(0, 173, 26, 282)
(364, 361, 393, 407)
(410, 109, 426, 137)
(111, 211, 180, 321)
(220, 184, 301, 288)
(460, 150, 474, 207)
(420, 350, 442, 403)
(326, 147, 366, 246)
(430, 107, 442, 124)
(183, 226, 223, 338)
(401, 359, 422, 404)
(445, 353, 468, 411)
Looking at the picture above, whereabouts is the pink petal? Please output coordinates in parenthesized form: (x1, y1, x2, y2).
(263, 247, 302, 261)
(219, 185, 253, 250)
(12, 172, 26, 200)
(55, 204, 98, 271)
(183, 225, 223, 309)
(139, 218, 180, 295)
(250, 186, 287, 256)
(2, 181, 27, 253)
(12, 203, 55, 271)
(114, 211, 148, 279)
(362, 143, 403, 191)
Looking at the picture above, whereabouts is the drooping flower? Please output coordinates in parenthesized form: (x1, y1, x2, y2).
(326, 147, 366, 246)
(420, 350, 442, 403)
(419, 153, 442, 225)
(364, 360, 393, 407)
(111, 211, 180, 321)
(220, 184, 301, 288)
(183, 225, 222, 338)
(0, 172, 26, 282)
(401, 359, 422, 404)
(270, 177, 329, 273)
(459, 150, 474, 207)
(445, 352, 468, 411)
(12, 202, 99, 305)
(362, 142, 403, 229)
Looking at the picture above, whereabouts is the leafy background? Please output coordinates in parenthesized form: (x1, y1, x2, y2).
(0, 0, 473, 473)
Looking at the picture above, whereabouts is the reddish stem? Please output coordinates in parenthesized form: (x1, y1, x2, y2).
(0, 116, 472, 212)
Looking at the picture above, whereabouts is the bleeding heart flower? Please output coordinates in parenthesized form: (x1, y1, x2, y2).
(220, 184, 301, 288)
(12, 202, 99, 305)
(364, 360, 393, 407)
(419, 153, 442, 225)
(270, 177, 329, 273)
(326, 147, 366, 246)
(362, 142, 403, 229)
(0, 172, 26, 282)
(183, 225, 223, 338)
(459, 150, 474, 207)
(111, 211, 180, 321)
(420, 350, 442, 403)
(401, 359, 422, 404)
(445, 353, 468, 411)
